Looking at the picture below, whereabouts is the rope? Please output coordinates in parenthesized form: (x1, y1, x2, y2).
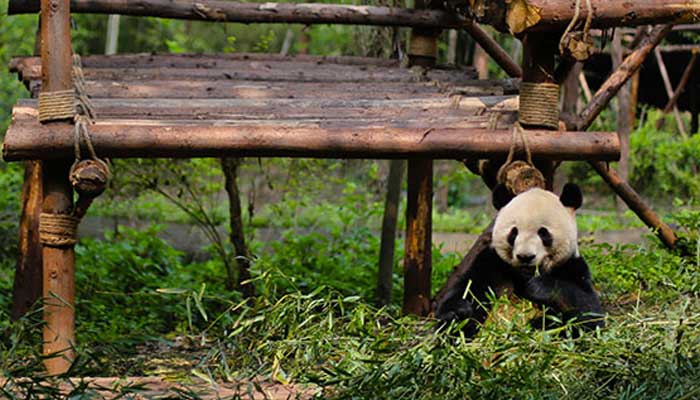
(519, 82, 560, 129)
(409, 33, 437, 58)
(559, 0, 593, 55)
(39, 53, 109, 248)
(38, 90, 76, 122)
(503, 122, 533, 167)
(39, 213, 79, 247)
(497, 122, 545, 194)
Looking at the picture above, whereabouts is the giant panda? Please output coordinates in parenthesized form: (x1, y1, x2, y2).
(435, 183, 604, 337)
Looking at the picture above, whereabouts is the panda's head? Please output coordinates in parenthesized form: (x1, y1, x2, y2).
(491, 183, 583, 272)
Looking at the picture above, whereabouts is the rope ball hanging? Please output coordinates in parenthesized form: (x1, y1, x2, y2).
(38, 54, 111, 248)
(497, 123, 546, 195)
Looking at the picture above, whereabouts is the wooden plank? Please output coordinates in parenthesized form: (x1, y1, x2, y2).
(15, 63, 478, 84)
(8, 0, 469, 29)
(18, 78, 515, 100)
(3, 106, 621, 161)
(11, 53, 403, 71)
(14, 96, 519, 122)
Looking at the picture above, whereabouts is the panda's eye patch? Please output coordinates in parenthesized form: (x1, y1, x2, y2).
(507, 227, 518, 246)
(538, 227, 553, 247)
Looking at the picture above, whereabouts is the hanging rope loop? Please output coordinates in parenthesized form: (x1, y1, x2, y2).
(497, 123, 546, 195)
(39, 53, 111, 247)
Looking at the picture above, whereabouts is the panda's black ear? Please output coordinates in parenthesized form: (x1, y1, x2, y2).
(492, 183, 514, 210)
(560, 183, 583, 210)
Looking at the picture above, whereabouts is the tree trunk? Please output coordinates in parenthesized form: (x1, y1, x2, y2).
(220, 158, 254, 298)
(376, 159, 405, 306)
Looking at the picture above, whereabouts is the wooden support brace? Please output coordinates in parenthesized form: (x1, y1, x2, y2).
(463, 21, 522, 78)
(654, 47, 687, 136)
(656, 51, 699, 131)
(571, 24, 681, 251)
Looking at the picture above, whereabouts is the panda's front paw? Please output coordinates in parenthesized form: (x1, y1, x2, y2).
(436, 298, 474, 324)
(524, 276, 553, 304)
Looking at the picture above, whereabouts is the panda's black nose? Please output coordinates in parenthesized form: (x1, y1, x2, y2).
(517, 253, 536, 264)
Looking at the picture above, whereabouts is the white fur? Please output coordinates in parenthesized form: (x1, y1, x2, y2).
(492, 188, 578, 272)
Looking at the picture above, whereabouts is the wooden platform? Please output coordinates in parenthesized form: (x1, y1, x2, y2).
(3, 53, 620, 161)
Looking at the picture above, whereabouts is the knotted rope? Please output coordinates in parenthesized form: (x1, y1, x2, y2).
(497, 122, 545, 195)
(39, 54, 111, 248)
(518, 82, 560, 130)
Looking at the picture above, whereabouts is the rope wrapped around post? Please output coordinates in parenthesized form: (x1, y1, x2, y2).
(519, 82, 560, 129)
(39, 54, 111, 248)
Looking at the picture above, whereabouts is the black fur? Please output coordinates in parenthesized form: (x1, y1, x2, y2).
(436, 248, 604, 336)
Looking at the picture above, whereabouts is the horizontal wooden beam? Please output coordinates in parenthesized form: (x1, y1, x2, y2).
(8, 0, 468, 29)
(11, 59, 478, 85)
(3, 107, 620, 161)
(471, 0, 700, 34)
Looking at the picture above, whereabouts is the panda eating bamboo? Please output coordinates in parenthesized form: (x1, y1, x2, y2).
(435, 183, 605, 337)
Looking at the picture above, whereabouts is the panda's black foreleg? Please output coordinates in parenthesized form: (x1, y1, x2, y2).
(523, 273, 605, 334)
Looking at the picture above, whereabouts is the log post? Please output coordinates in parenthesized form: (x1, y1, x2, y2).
(40, 0, 76, 375)
(12, 17, 43, 321)
(692, 60, 700, 135)
(377, 160, 405, 306)
(403, 0, 438, 315)
(11, 161, 43, 320)
(519, 32, 559, 188)
(403, 159, 433, 315)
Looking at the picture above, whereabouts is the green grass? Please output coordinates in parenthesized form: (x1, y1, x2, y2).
(1, 215, 699, 399)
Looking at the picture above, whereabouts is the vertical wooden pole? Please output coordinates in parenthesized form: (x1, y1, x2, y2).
(403, 159, 433, 316)
(377, 160, 404, 307)
(12, 17, 43, 321)
(691, 61, 699, 135)
(40, 0, 76, 375)
(403, 0, 438, 316)
(11, 162, 43, 320)
(520, 33, 558, 188)
(612, 30, 633, 208)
